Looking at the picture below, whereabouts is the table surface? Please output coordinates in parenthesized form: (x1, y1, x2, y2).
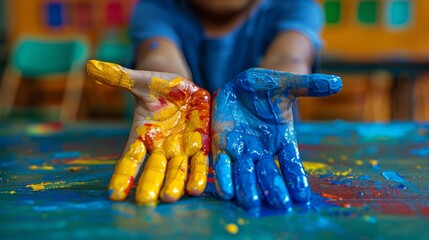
(1, 121, 428, 239)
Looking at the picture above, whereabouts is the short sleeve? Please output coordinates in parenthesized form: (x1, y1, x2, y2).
(130, 0, 182, 48)
(274, 0, 324, 50)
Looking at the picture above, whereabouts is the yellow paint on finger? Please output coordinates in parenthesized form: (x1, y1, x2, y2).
(109, 139, 147, 201)
(160, 155, 188, 202)
(186, 151, 208, 195)
(136, 152, 167, 205)
(86, 60, 134, 90)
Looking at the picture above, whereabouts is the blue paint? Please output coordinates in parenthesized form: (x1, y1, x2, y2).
(53, 151, 81, 159)
(374, 180, 382, 190)
(213, 153, 234, 200)
(212, 68, 342, 209)
(381, 170, 420, 193)
(410, 147, 429, 157)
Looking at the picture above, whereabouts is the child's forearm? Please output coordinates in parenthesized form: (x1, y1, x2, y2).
(259, 31, 313, 75)
(135, 38, 192, 80)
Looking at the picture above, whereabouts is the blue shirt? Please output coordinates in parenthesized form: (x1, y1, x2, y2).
(131, 0, 323, 93)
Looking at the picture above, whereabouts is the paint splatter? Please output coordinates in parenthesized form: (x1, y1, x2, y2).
(381, 171, 420, 193)
(26, 181, 88, 191)
(225, 223, 239, 234)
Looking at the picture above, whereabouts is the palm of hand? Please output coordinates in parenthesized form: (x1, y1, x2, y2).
(212, 68, 342, 209)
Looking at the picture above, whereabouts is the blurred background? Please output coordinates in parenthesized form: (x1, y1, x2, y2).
(0, 0, 428, 123)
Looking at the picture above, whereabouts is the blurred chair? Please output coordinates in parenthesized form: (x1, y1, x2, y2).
(95, 36, 132, 67)
(0, 35, 89, 121)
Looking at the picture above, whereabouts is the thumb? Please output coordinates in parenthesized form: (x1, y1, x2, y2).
(86, 60, 182, 95)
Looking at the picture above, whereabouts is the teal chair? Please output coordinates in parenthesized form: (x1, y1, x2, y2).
(0, 35, 89, 121)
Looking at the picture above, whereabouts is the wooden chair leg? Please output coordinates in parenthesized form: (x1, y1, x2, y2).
(0, 67, 21, 119)
(61, 68, 85, 122)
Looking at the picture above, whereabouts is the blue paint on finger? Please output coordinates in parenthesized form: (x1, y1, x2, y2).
(256, 155, 291, 210)
(213, 152, 234, 200)
(234, 157, 261, 209)
(278, 143, 311, 204)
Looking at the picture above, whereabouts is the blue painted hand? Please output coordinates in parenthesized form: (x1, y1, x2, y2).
(211, 68, 342, 210)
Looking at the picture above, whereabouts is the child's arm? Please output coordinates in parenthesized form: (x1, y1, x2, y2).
(259, 31, 314, 75)
(134, 37, 192, 80)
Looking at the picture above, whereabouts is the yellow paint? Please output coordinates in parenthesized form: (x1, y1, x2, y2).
(303, 161, 329, 175)
(416, 165, 422, 170)
(237, 218, 246, 225)
(369, 159, 378, 166)
(28, 165, 54, 170)
(335, 168, 352, 176)
(225, 223, 239, 234)
(106, 73, 210, 204)
(109, 139, 147, 201)
(186, 151, 209, 195)
(26, 181, 88, 191)
(160, 155, 188, 202)
(66, 159, 117, 165)
(135, 152, 167, 205)
(10, 191, 16, 194)
(86, 60, 134, 90)
(355, 160, 363, 165)
(328, 158, 334, 164)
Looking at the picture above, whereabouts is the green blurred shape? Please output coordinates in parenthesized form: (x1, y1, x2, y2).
(324, 0, 342, 24)
(358, 0, 378, 24)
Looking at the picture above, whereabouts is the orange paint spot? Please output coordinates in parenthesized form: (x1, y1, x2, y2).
(321, 193, 343, 200)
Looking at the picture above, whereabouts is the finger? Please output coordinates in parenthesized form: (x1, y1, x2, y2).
(108, 139, 147, 201)
(278, 142, 311, 204)
(160, 155, 188, 202)
(213, 151, 234, 200)
(233, 68, 342, 97)
(256, 155, 291, 209)
(86, 60, 181, 95)
(135, 152, 167, 205)
(186, 150, 209, 196)
(234, 156, 261, 209)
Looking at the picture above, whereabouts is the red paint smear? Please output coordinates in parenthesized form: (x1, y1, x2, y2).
(418, 205, 429, 216)
(124, 176, 135, 195)
(208, 167, 213, 174)
(151, 96, 168, 112)
(167, 88, 186, 101)
(378, 202, 416, 216)
(207, 178, 214, 183)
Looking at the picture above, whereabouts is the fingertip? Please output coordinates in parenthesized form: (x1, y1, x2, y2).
(307, 74, 342, 97)
(288, 178, 312, 204)
(213, 152, 234, 200)
(108, 174, 135, 201)
(186, 173, 207, 196)
(135, 187, 159, 205)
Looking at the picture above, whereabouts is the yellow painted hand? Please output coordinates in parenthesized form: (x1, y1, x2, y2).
(86, 60, 210, 205)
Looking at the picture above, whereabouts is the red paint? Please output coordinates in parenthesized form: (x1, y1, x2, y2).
(167, 88, 187, 101)
(417, 205, 429, 217)
(124, 176, 135, 195)
(207, 178, 214, 183)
